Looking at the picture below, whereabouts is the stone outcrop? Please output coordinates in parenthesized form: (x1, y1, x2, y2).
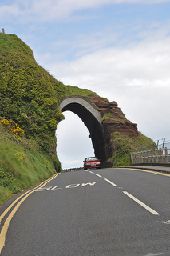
(87, 96, 139, 165)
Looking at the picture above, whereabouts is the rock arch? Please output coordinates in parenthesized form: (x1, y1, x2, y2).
(59, 97, 106, 162)
(59, 96, 138, 166)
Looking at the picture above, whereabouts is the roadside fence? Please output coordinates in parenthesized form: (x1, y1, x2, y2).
(131, 140, 170, 165)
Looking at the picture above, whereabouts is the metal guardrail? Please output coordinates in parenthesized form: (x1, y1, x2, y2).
(131, 147, 170, 165)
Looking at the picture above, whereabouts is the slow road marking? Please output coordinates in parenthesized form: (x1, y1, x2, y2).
(162, 220, 170, 225)
(36, 182, 97, 192)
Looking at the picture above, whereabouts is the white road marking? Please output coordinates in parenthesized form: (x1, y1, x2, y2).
(86, 169, 162, 216)
(162, 220, 170, 225)
(144, 253, 164, 256)
(65, 184, 80, 189)
(123, 191, 159, 215)
(96, 174, 102, 178)
(103, 178, 117, 187)
(81, 182, 96, 187)
(51, 186, 62, 191)
(89, 171, 94, 174)
(35, 186, 53, 191)
(35, 182, 97, 192)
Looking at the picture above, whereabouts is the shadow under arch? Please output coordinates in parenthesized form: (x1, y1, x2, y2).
(59, 97, 106, 162)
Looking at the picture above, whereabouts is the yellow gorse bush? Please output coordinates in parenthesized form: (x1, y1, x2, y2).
(0, 118, 11, 126)
(0, 118, 24, 137)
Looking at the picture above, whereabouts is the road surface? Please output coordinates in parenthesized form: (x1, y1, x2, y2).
(0, 168, 170, 256)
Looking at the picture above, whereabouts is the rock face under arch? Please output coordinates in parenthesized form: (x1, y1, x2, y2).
(60, 95, 139, 166)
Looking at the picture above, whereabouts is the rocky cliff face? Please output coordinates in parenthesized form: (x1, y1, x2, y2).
(85, 96, 139, 166)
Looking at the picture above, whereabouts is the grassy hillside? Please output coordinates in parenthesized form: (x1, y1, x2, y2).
(0, 34, 66, 157)
(65, 85, 96, 97)
(0, 124, 56, 205)
(111, 132, 155, 166)
(0, 34, 96, 158)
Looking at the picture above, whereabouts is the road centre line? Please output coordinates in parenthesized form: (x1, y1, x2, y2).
(123, 191, 159, 216)
(96, 174, 102, 178)
(87, 171, 160, 216)
(87, 171, 118, 187)
(0, 174, 58, 255)
(103, 178, 117, 187)
(88, 170, 94, 174)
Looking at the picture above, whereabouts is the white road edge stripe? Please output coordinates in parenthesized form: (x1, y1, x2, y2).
(89, 171, 94, 174)
(123, 191, 159, 215)
(103, 178, 117, 187)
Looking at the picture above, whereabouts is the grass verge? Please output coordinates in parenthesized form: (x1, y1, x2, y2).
(0, 125, 55, 206)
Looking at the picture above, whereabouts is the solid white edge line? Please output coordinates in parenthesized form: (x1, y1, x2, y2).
(123, 191, 159, 215)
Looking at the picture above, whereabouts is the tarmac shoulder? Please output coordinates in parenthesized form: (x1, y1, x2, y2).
(126, 165, 170, 174)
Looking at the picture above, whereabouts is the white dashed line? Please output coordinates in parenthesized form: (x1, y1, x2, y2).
(123, 191, 159, 215)
(86, 170, 160, 216)
(96, 174, 102, 178)
(103, 178, 117, 187)
(89, 171, 94, 174)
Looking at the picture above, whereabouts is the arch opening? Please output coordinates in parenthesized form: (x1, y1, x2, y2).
(56, 111, 94, 169)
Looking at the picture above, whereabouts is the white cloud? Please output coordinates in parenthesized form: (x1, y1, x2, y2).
(50, 35, 170, 142)
(50, 36, 170, 90)
(0, 0, 170, 21)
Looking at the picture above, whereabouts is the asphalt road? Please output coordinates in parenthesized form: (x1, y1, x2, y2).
(1, 168, 170, 256)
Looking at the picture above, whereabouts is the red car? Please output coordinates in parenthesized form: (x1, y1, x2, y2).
(84, 157, 101, 170)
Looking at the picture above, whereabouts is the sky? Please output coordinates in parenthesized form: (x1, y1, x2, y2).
(1, 0, 170, 168)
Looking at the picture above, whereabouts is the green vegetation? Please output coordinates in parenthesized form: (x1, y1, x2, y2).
(0, 33, 66, 158)
(111, 132, 156, 166)
(65, 85, 96, 97)
(101, 112, 113, 122)
(0, 125, 56, 205)
(101, 112, 126, 123)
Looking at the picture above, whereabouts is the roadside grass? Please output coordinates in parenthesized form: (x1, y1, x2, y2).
(0, 125, 55, 206)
